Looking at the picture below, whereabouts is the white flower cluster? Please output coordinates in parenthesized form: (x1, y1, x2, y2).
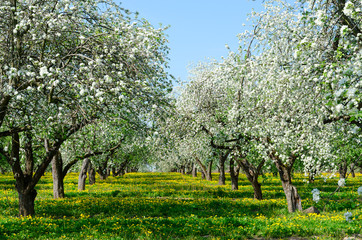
(343, 1, 355, 17)
(311, 188, 321, 203)
(315, 10, 326, 26)
(358, 186, 362, 195)
(338, 178, 346, 187)
(344, 211, 353, 222)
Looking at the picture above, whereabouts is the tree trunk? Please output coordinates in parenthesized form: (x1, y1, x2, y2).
(251, 180, 263, 200)
(201, 170, 206, 179)
(308, 170, 316, 183)
(192, 163, 197, 177)
(106, 166, 111, 176)
(180, 165, 186, 175)
(52, 151, 64, 199)
(98, 169, 107, 180)
(230, 158, 240, 190)
(78, 158, 90, 191)
(0, 165, 6, 174)
(206, 160, 213, 181)
(195, 157, 209, 180)
(18, 189, 37, 217)
(218, 153, 226, 185)
(339, 160, 347, 179)
(236, 157, 265, 200)
(88, 162, 96, 185)
(274, 157, 302, 212)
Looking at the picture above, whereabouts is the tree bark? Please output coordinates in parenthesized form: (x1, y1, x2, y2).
(206, 160, 213, 181)
(18, 189, 37, 217)
(192, 163, 197, 177)
(230, 158, 240, 190)
(339, 160, 348, 179)
(52, 151, 64, 198)
(218, 154, 226, 185)
(201, 170, 206, 179)
(271, 153, 302, 212)
(236, 157, 265, 200)
(88, 162, 96, 185)
(180, 165, 186, 175)
(195, 157, 210, 180)
(78, 158, 90, 191)
(97, 157, 109, 180)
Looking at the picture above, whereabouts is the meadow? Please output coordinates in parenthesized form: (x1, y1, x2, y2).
(0, 172, 361, 240)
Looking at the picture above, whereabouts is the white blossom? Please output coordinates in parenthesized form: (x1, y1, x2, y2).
(338, 178, 346, 187)
(358, 186, 362, 195)
(344, 211, 353, 222)
(39, 66, 49, 78)
(311, 188, 321, 203)
(343, 2, 355, 17)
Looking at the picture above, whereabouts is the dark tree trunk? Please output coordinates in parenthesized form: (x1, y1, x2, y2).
(180, 165, 186, 175)
(88, 162, 96, 185)
(52, 151, 64, 199)
(18, 189, 37, 217)
(251, 180, 263, 200)
(351, 168, 355, 178)
(236, 157, 265, 200)
(271, 153, 302, 212)
(201, 170, 206, 179)
(97, 164, 107, 180)
(308, 169, 316, 183)
(230, 158, 240, 190)
(97, 157, 109, 180)
(339, 160, 348, 179)
(78, 158, 90, 191)
(206, 160, 213, 181)
(192, 163, 197, 177)
(112, 159, 129, 177)
(218, 154, 226, 185)
(195, 157, 210, 180)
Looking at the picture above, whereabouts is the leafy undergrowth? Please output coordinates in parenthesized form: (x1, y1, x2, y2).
(0, 172, 361, 239)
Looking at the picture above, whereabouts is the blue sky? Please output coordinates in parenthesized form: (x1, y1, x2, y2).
(117, 1, 265, 84)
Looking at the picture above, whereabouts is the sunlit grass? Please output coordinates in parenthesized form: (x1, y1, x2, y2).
(0, 172, 361, 239)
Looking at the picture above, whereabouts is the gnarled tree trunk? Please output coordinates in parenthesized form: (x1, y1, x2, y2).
(78, 158, 90, 191)
(339, 160, 347, 179)
(18, 189, 37, 216)
(271, 153, 302, 212)
(230, 158, 240, 190)
(52, 151, 64, 198)
(206, 160, 213, 181)
(195, 157, 213, 181)
(88, 162, 96, 185)
(192, 163, 197, 177)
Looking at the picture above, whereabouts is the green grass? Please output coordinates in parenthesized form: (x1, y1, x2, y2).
(0, 172, 361, 239)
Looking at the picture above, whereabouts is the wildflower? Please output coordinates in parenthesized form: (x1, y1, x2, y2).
(311, 188, 320, 203)
(358, 186, 362, 195)
(338, 178, 345, 187)
(344, 211, 353, 222)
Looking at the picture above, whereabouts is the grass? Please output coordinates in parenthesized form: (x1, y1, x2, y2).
(0, 172, 361, 239)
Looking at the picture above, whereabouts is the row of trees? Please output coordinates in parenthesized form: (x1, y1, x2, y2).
(0, 0, 360, 216)
(0, 0, 173, 216)
(155, 0, 361, 212)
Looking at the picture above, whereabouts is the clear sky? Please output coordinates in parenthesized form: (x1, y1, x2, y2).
(116, 1, 266, 84)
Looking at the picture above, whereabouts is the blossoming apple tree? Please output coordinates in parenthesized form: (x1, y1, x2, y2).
(0, 0, 172, 216)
